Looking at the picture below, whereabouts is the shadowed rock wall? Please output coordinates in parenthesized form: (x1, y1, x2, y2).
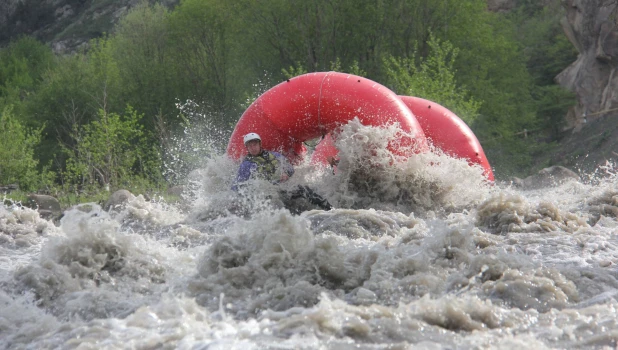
(0, 0, 178, 53)
(557, 0, 618, 131)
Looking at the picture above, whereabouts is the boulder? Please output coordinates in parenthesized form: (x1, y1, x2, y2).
(26, 194, 62, 218)
(515, 166, 581, 189)
(556, 1, 618, 130)
(0, 184, 19, 194)
(505, 177, 525, 188)
(167, 185, 185, 197)
(104, 189, 135, 211)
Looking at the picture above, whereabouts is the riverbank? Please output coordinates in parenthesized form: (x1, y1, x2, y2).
(530, 113, 618, 177)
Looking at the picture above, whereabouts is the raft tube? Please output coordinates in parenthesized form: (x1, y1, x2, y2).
(227, 72, 493, 180)
(399, 96, 494, 181)
(226, 72, 428, 163)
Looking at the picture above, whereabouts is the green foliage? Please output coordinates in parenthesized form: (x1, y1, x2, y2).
(282, 58, 367, 79)
(24, 36, 125, 167)
(533, 85, 576, 139)
(237, 0, 382, 77)
(346, 61, 367, 77)
(61, 106, 161, 190)
(110, 2, 176, 125)
(53, 190, 112, 210)
(0, 36, 54, 111)
(484, 138, 536, 178)
(509, 2, 577, 142)
(0, 0, 583, 187)
(510, 2, 578, 85)
(329, 58, 367, 77)
(167, 0, 233, 116)
(282, 62, 309, 79)
(383, 35, 481, 124)
(3, 190, 29, 207)
(108, 0, 244, 128)
(449, 7, 536, 132)
(0, 106, 55, 191)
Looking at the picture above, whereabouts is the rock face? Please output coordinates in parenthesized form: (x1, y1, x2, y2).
(166, 185, 184, 197)
(0, 184, 19, 194)
(26, 194, 62, 218)
(0, 0, 178, 53)
(477, 0, 618, 135)
(557, 0, 618, 130)
(104, 189, 135, 211)
(511, 165, 581, 189)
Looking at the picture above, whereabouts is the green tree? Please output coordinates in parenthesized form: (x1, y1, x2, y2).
(533, 85, 575, 139)
(167, 0, 234, 117)
(0, 106, 54, 191)
(441, 2, 536, 131)
(0, 36, 54, 112)
(25, 37, 124, 168)
(510, 2, 577, 138)
(383, 35, 481, 124)
(62, 106, 161, 190)
(0, 0, 581, 183)
(111, 2, 177, 127)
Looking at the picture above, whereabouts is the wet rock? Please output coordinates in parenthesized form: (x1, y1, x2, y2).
(536, 165, 580, 183)
(506, 177, 524, 187)
(36, 210, 55, 220)
(104, 189, 135, 211)
(167, 185, 184, 197)
(0, 184, 19, 194)
(74, 203, 95, 213)
(26, 194, 62, 218)
(515, 166, 581, 190)
(353, 287, 377, 305)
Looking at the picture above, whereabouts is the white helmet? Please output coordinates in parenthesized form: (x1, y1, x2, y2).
(243, 132, 261, 144)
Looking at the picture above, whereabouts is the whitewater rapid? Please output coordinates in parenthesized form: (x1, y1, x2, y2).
(1, 123, 618, 349)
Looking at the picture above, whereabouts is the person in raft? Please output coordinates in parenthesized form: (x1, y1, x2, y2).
(233, 132, 332, 211)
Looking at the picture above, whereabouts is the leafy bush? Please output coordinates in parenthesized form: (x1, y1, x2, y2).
(61, 106, 162, 190)
(383, 35, 481, 124)
(0, 36, 54, 112)
(0, 106, 54, 191)
(0, 0, 583, 187)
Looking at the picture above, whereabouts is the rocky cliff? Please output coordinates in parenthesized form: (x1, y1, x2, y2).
(557, 0, 618, 130)
(0, 0, 177, 53)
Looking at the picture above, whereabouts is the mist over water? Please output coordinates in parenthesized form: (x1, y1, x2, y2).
(2, 122, 618, 349)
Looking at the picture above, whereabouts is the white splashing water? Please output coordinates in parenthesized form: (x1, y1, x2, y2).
(2, 122, 618, 349)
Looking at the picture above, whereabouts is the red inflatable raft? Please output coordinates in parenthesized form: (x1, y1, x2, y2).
(399, 96, 494, 181)
(227, 72, 494, 181)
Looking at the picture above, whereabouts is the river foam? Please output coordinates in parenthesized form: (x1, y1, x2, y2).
(1, 123, 617, 349)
